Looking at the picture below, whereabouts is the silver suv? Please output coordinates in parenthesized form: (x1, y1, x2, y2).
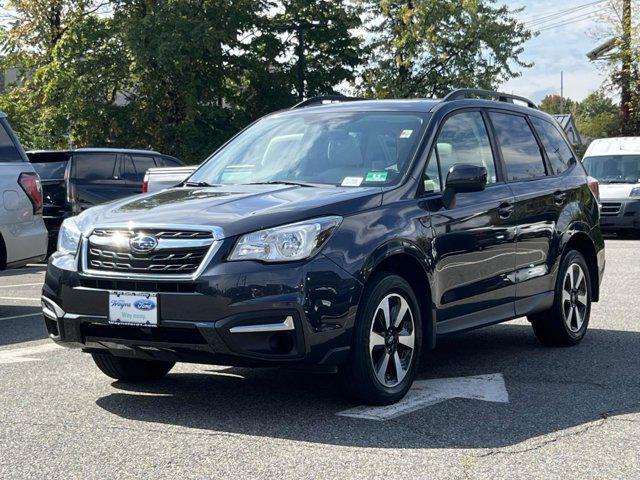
(0, 112, 47, 269)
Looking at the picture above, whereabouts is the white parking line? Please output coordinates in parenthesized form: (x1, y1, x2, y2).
(337, 373, 509, 421)
(0, 343, 62, 365)
(0, 297, 40, 301)
(0, 283, 43, 288)
(0, 313, 41, 322)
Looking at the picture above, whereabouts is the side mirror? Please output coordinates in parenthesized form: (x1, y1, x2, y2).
(442, 164, 487, 208)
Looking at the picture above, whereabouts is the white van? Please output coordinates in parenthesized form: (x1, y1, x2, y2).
(583, 137, 640, 235)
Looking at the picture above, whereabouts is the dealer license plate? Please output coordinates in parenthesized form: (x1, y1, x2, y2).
(108, 291, 158, 327)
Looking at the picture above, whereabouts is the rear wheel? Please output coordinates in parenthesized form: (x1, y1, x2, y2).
(91, 353, 174, 381)
(529, 250, 591, 346)
(341, 274, 421, 405)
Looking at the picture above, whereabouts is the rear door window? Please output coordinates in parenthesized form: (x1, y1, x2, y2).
(131, 155, 157, 181)
(0, 122, 23, 162)
(490, 112, 547, 181)
(529, 116, 576, 175)
(74, 153, 117, 181)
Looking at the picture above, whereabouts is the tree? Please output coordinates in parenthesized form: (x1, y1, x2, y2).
(0, 0, 120, 148)
(590, 0, 640, 134)
(574, 91, 619, 139)
(539, 95, 577, 116)
(358, 0, 533, 98)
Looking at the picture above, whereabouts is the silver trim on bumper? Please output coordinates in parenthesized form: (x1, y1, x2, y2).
(229, 316, 295, 333)
(41, 296, 107, 321)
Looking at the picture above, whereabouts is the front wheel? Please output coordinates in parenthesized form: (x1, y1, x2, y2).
(341, 274, 422, 405)
(529, 250, 591, 346)
(91, 353, 175, 381)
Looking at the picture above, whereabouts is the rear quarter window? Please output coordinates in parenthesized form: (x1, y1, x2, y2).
(0, 122, 23, 163)
(530, 116, 576, 175)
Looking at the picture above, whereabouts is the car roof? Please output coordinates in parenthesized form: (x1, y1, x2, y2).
(0, 111, 6, 119)
(584, 137, 640, 157)
(26, 148, 161, 155)
(274, 96, 546, 119)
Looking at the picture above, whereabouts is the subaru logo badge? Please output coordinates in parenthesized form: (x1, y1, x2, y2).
(130, 234, 158, 253)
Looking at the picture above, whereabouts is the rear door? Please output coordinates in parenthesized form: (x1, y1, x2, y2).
(487, 111, 563, 313)
(70, 152, 121, 212)
(426, 110, 518, 330)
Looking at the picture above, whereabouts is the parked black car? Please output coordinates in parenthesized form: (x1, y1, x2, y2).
(42, 90, 605, 405)
(27, 148, 183, 252)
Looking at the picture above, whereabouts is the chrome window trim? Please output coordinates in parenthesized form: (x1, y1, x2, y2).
(80, 224, 224, 281)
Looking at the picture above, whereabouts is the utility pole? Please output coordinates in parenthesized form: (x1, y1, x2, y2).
(560, 71, 564, 114)
(620, 0, 632, 133)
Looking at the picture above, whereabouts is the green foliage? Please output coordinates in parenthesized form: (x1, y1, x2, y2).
(539, 95, 577, 116)
(539, 91, 619, 141)
(574, 91, 619, 139)
(1, 0, 538, 163)
(358, 0, 533, 98)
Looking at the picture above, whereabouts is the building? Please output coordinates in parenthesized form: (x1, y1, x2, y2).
(553, 114, 583, 147)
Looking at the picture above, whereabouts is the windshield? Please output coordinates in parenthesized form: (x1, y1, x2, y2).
(583, 155, 640, 183)
(189, 111, 429, 187)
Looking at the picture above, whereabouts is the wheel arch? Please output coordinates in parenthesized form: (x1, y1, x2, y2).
(359, 240, 436, 350)
(562, 231, 600, 302)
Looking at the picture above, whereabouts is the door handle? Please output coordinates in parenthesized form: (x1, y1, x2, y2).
(498, 202, 514, 219)
(553, 191, 566, 205)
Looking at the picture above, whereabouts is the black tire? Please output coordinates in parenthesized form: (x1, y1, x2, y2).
(91, 353, 175, 381)
(528, 250, 591, 347)
(341, 273, 422, 405)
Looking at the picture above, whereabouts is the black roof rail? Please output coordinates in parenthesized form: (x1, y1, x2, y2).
(292, 95, 365, 109)
(443, 89, 538, 109)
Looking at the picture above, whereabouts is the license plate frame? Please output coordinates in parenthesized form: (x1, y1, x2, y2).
(108, 291, 158, 327)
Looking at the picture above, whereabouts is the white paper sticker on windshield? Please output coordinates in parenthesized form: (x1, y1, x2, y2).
(342, 176, 363, 187)
(400, 129, 413, 138)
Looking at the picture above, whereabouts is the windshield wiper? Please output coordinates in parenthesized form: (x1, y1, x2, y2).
(183, 180, 217, 187)
(245, 180, 330, 188)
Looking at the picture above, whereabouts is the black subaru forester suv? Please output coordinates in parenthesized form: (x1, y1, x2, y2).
(42, 90, 605, 405)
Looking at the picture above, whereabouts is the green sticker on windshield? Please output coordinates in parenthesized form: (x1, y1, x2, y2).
(366, 171, 388, 182)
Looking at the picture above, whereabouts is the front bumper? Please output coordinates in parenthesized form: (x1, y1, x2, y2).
(41, 253, 362, 367)
(599, 199, 640, 231)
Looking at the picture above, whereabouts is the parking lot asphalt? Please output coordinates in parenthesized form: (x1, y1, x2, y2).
(0, 239, 639, 479)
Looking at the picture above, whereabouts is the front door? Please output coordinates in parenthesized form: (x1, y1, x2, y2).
(424, 110, 517, 331)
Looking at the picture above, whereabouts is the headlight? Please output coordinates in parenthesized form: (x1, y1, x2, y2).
(228, 216, 342, 262)
(630, 187, 640, 198)
(57, 217, 82, 255)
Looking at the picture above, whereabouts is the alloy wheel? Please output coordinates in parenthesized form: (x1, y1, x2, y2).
(369, 293, 415, 387)
(562, 263, 589, 333)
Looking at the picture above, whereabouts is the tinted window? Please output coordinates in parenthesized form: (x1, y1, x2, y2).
(490, 112, 546, 181)
(131, 155, 157, 180)
(158, 156, 182, 167)
(0, 122, 22, 163)
(425, 111, 497, 191)
(32, 162, 68, 179)
(27, 151, 71, 179)
(530, 117, 576, 175)
(120, 155, 137, 181)
(74, 153, 117, 180)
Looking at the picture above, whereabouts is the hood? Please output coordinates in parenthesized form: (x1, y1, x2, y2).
(599, 182, 640, 201)
(78, 184, 382, 238)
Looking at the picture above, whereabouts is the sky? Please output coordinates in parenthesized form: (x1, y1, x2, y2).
(500, 0, 613, 103)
